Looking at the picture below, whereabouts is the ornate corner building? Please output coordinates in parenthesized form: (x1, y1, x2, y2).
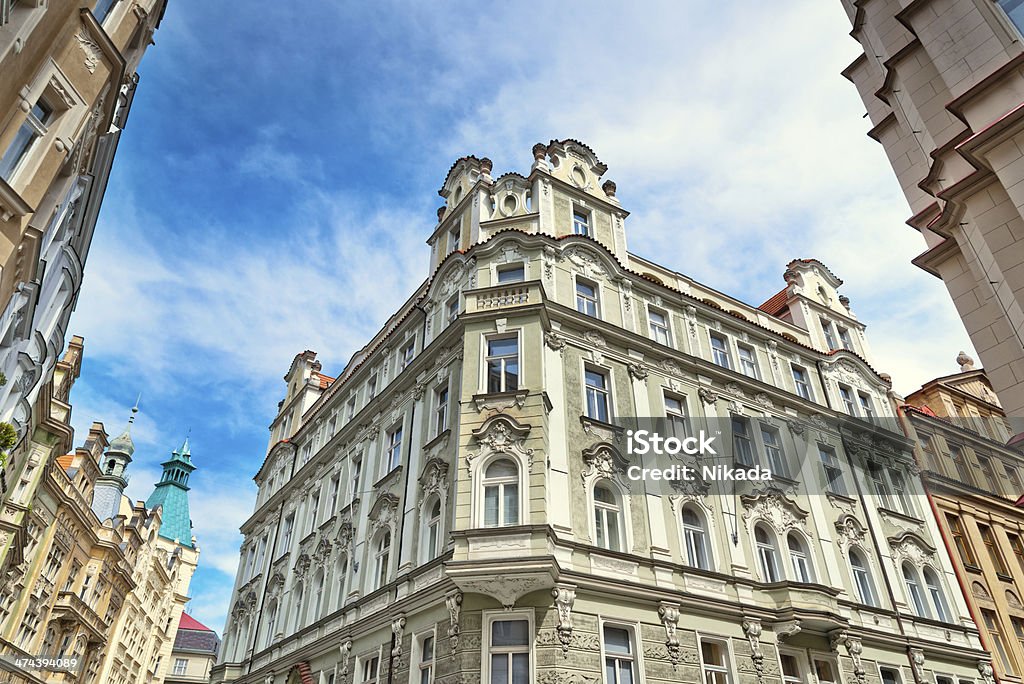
(837, 0, 1024, 418)
(0, 0, 169, 597)
(0, 337, 200, 684)
(898, 355, 1024, 682)
(213, 142, 993, 684)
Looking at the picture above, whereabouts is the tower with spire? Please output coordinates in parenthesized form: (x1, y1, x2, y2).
(91, 403, 138, 522)
(145, 436, 196, 546)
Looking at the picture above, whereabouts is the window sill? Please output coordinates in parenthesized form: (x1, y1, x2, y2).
(472, 389, 528, 412)
(373, 466, 403, 491)
(877, 507, 925, 526)
(579, 415, 624, 438)
(0, 176, 32, 222)
(422, 429, 451, 452)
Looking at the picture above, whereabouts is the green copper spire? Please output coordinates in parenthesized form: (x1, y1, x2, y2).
(145, 436, 196, 547)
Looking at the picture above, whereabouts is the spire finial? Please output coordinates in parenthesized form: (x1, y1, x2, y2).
(128, 394, 141, 424)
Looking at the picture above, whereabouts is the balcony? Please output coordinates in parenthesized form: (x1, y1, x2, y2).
(466, 280, 545, 314)
(51, 592, 107, 642)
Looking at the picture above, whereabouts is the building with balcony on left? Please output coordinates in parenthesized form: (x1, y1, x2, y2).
(0, 0, 169, 589)
(0, 338, 200, 684)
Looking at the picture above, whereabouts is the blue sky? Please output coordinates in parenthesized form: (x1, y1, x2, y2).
(65, 1, 975, 632)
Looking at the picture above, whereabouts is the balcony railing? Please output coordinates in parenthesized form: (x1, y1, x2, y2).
(466, 280, 544, 314)
(52, 592, 107, 641)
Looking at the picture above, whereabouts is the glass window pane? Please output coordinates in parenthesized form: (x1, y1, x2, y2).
(504, 484, 519, 524)
(492, 620, 529, 646)
(491, 654, 509, 684)
(511, 652, 529, 683)
(604, 626, 631, 654)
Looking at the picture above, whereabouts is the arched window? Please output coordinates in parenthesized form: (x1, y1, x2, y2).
(903, 563, 930, 617)
(849, 548, 877, 607)
(483, 459, 519, 527)
(923, 566, 951, 622)
(754, 525, 781, 582)
(593, 483, 623, 552)
(375, 531, 391, 589)
(786, 532, 814, 582)
(311, 569, 325, 620)
(264, 599, 278, 648)
(681, 505, 711, 570)
(335, 554, 348, 610)
(292, 582, 304, 631)
(426, 497, 442, 560)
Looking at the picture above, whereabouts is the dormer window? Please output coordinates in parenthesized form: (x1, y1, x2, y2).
(573, 208, 590, 236)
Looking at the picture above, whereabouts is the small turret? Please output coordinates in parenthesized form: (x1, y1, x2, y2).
(91, 402, 138, 522)
(145, 435, 197, 547)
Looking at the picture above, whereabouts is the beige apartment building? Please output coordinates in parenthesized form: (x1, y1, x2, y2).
(166, 613, 220, 684)
(899, 354, 1024, 683)
(213, 141, 990, 684)
(0, 0, 168, 589)
(839, 0, 1024, 418)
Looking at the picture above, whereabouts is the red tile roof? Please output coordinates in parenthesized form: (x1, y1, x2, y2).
(178, 613, 212, 632)
(758, 287, 789, 316)
(56, 454, 74, 471)
(314, 373, 335, 390)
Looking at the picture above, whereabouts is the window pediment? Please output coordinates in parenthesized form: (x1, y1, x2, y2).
(740, 490, 809, 535)
(888, 531, 936, 565)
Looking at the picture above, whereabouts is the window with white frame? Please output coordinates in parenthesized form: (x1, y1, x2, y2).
(868, 461, 892, 508)
(576, 278, 600, 317)
(858, 392, 874, 418)
(308, 490, 320, 534)
(648, 308, 671, 345)
(780, 652, 806, 684)
(385, 425, 403, 471)
(922, 566, 952, 622)
(664, 394, 689, 438)
(821, 318, 838, 350)
(400, 340, 416, 371)
(434, 385, 449, 436)
(425, 497, 442, 560)
(335, 554, 348, 610)
(786, 532, 814, 582)
(292, 581, 304, 630)
(699, 638, 732, 684)
(374, 531, 391, 589)
(417, 634, 435, 684)
(593, 482, 623, 552)
(755, 524, 781, 582)
(791, 365, 812, 400)
(367, 373, 378, 400)
(602, 624, 637, 684)
(360, 653, 380, 684)
(838, 326, 853, 351)
(879, 666, 902, 684)
(573, 208, 590, 236)
(486, 335, 519, 393)
(497, 264, 525, 283)
(998, 0, 1024, 35)
(737, 344, 759, 379)
(902, 562, 929, 617)
(351, 456, 362, 502)
(818, 445, 846, 496)
(311, 569, 325, 619)
(849, 547, 878, 606)
(0, 97, 53, 181)
(813, 658, 839, 684)
(448, 225, 460, 254)
(681, 505, 711, 570)
(487, 617, 530, 684)
(280, 514, 294, 555)
(888, 468, 916, 517)
(447, 296, 460, 323)
(710, 333, 731, 369)
(732, 417, 755, 467)
(585, 367, 611, 422)
(327, 475, 340, 518)
(346, 397, 356, 420)
(483, 459, 519, 527)
(760, 426, 788, 477)
(172, 658, 187, 676)
(838, 385, 856, 415)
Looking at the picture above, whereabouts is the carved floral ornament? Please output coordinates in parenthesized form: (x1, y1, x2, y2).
(418, 457, 450, 500)
(741, 490, 809, 535)
(742, 619, 765, 684)
(552, 584, 576, 656)
(368, 493, 400, 534)
(834, 515, 867, 551)
(467, 415, 535, 474)
(888, 531, 936, 567)
(560, 245, 610, 279)
(830, 630, 866, 684)
(658, 602, 681, 667)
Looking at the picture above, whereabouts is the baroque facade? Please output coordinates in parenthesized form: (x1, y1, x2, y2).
(839, 0, 1024, 417)
(213, 141, 991, 684)
(899, 354, 1024, 683)
(0, 0, 168, 593)
(0, 339, 200, 684)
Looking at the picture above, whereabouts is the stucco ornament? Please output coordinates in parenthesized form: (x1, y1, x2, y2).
(742, 619, 765, 684)
(659, 602, 681, 667)
(391, 615, 407, 657)
(834, 515, 867, 551)
(908, 648, 926, 684)
(978, 660, 995, 684)
(561, 246, 608, 279)
(581, 443, 629, 486)
(446, 591, 463, 651)
(830, 631, 866, 684)
(552, 585, 576, 656)
(339, 640, 353, 678)
(467, 416, 534, 473)
(544, 331, 566, 353)
(698, 387, 718, 405)
(741, 491, 809, 535)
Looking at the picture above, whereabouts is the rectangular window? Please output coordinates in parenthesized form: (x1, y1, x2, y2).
(585, 368, 611, 423)
(173, 659, 187, 676)
(649, 308, 671, 345)
(946, 515, 977, 566)
(879, 668, 902, 684)
(732, 417, 755, 467)
(819, 445, 846, 496)
(737, 345, 759, 379)
(949, 446, 973, 486)
(760, 426, 788, 477)
(497, 264, 525, 283)
(308, 491, 320, 533)
(838, 327, 853, 351)
(868, 461, 892, 509)
(486, 336, 519, 393)
(367, 373, 378, 400)
(400, 340, 416, 371)
(1005, 464, 1023, 495)
(575, 279, 600, 317)
(700, 639, 732, 684)
(328, 475, 340, 518)
(664, 394, 689, 438)
(386, 426, 403, 471)
(94, 0, 118, 22)
(361, 654, 380, 684)
(488, 619, 530, 684)
(982, 609, 1015, 675)
(351, 457, 362, 502)
(573, 209, 590, 236)
(791, 365, 812, 401)
(821, 318, 838, 350)
(1012, 618, 1024, 663)
(602, 625, 636, 684)
(346, 397, 356, 421)
(418, 634, 435, 684)
(888, 468, 916, 517)
(839, 385, 856, 415)
(813, 659, 838, 684)
(448, 226, 460, 254)
(780, 653, 806, 684)
(0, 98, 53, 181)
(998, 0, 1024, 36)
(447, 296, 460, 323)
(980, 524, 1010, 575)
(710, 334, 731, 369)
(434, 386, 449, 436)
(280, 514, 294, 554)
(978, 456, 1000, 494)
(1009, 533, 1024, 574)
(858, 392, 874, 418)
